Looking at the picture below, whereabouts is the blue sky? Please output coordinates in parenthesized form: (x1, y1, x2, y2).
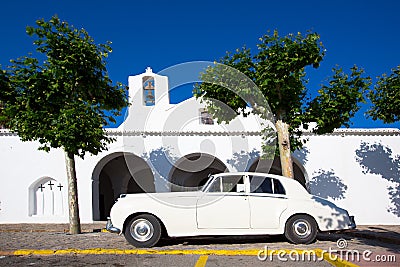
(1, 0, 399, 128)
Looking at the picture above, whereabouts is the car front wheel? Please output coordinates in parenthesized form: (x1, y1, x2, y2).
(284, 214, 317, 244)
(124, 214, 162, 248)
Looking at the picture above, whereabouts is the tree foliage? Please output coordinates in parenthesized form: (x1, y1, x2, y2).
(307, 66, 368, 134)
(0, 66, 12, 127)
(2, 15, 128, 157)
(367, 65, 400, 123)
(195, 30, 371, 152)
(0, 15, 128, 234)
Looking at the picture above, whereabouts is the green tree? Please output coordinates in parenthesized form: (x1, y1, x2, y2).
(0, 66, 12, 128)
(367, 65, 400, 123)
(195, 30, 371, 178)
(0, 16, 128, 234)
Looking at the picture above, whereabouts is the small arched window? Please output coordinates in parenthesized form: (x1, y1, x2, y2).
(199, 108, 214, 125)
(28, 177, 65, 217)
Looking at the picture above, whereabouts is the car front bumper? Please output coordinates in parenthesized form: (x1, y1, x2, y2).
(106, 217, 121, 234)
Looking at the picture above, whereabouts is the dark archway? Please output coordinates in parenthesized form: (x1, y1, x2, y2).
(92, 152, 155, 221)
(248, 156, 308, 190)
(168, 153, 228, 191)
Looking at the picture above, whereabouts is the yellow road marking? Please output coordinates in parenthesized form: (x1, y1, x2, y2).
(315, 249, 360, 267)
(194, 255, 208, 267)
(10, 248, 263, 256)
(0, 248, 358, 266)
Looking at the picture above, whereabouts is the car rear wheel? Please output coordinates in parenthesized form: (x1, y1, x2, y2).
(284, 214, 317, 244)
(124, 214, 162, 248)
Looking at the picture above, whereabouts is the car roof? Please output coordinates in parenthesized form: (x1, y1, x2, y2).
(214, 172, 291, 180)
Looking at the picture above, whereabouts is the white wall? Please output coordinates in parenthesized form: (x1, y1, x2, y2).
(0, 134, 68, 223)
(299, 132, 400, 225)
(1, 66, 399, 225)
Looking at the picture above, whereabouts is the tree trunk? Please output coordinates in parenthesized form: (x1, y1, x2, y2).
(64, 150, 81, 234)
(275, 119, 294, 178)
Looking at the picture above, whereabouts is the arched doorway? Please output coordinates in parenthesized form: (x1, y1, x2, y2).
(92, 152, 155, 221)
(248, 156, 308, 190)
(168, 153, 228, 191)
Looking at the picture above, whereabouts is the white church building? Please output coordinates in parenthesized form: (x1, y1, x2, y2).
(0, 67, 399, 225)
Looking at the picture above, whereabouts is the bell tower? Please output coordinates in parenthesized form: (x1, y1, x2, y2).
(128, 67, 170, 108)
(119, 67, 170, 131)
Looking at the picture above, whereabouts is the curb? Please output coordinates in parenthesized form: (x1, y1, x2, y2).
(0, 223, 106, 233)
(343, 231, 400, 245)
(0, 228, 106, 233)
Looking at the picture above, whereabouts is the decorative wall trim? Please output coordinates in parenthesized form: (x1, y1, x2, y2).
(302, 128, 400, 137)
(102, 128, 400, 137)
(105, 130, 261, 137)
(1, 128, 399, 137)
(0, 129, 17, 136)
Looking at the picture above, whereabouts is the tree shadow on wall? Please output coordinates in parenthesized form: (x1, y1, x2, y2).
(309, 169, 348, 201)
(293, 146, 310, 166)
(142, 147, 179, 192)
(226, 149, 260, 172)
(355, 142, 400, 217)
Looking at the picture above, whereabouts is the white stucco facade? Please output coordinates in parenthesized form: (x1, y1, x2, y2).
(297, 130, 400, 225)
(0, 68, 399, 225)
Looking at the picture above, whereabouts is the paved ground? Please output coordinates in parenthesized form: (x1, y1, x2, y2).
(0, 223, 399, 267)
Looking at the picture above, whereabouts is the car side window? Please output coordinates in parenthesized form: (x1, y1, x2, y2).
(273, 179, 286, 195)
(250, 176, 273, 193)
(207, 176, 245, 193)
(250, 176, 286, 195)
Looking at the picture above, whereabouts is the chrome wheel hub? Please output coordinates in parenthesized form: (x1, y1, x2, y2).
(293, 219, 311, 237)
(130, 219, 154, 242)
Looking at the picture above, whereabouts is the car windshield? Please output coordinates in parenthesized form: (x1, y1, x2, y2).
(201, 175, 214, 192)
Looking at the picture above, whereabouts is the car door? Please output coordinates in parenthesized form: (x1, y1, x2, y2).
(196, 175, 250, 229)
(248, 175, 288, 229)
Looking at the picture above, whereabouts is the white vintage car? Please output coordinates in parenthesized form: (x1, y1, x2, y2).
(106, 172, 355, 247)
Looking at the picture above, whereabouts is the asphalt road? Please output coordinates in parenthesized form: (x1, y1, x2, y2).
(0, 254, 338, 267)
